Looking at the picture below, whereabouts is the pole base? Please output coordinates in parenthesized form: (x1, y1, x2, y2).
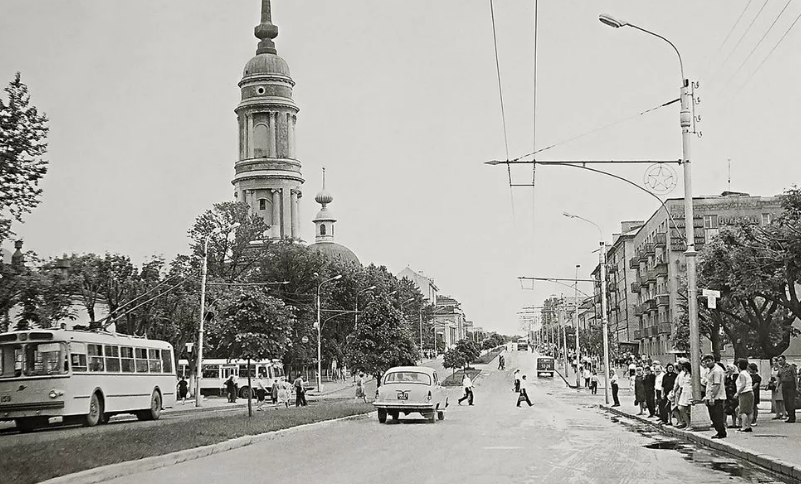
(689, 402, 712, 431)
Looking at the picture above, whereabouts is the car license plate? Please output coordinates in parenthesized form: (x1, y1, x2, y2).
(397, 392, 408, 400)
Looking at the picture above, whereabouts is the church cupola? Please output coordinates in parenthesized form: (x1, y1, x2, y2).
(313, 168, 336, 242)
(232, 0, 303, 240)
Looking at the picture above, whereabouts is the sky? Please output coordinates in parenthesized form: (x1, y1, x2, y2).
(2, 1, 800, 336)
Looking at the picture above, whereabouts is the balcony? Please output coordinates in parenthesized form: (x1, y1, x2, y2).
(633, 329, 642, 339)
(631, 282, 641, 293)
(658, 323, 671, 334)
(648, 299, 658, 312)
(634, 306, 643, 317)
(646, 269, 657, 283)
(638, 249, 649, 262)
(644, 243, 655, 255)
(657, 295, 670, 306)
(629, 257, 640, 270)
(655, 233, 667, 247)
(655, 264, 668, 277)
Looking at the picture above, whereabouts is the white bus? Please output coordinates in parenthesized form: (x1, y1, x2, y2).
(177, 358, 285, 399)
(0, 329, 176, 432)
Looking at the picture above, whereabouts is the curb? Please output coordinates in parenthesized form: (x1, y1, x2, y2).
(601, 404, 801, 482)
(40, 411, 376, 484)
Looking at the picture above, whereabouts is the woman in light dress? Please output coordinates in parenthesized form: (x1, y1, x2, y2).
(675, 361, 693, 429)
(275, 376, 290, 408)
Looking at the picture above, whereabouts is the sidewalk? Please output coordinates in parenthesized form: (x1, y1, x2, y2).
(599, 391, 801, 482)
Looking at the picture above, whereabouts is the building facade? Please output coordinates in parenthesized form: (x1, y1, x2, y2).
(398, 266, 439, 306)
(598, 192, 783, 363)
(232, 1, 304, 239)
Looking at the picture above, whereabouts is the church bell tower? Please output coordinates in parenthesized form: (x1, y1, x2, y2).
(232, 0, 303, 239)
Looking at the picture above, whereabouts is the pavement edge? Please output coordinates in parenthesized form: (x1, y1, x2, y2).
(601, 404, 800, 482)
(40, 412, 376, 484)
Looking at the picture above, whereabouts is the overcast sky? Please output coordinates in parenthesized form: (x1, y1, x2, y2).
(2, 1, 800, 336)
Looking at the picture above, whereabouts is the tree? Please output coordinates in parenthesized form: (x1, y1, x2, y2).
(455, 339, 480, 369)
(344, 296, 416, 385)
(214, 288, 294, 416)
(0, 73, 49, 243)
(443, 348, 465, 378)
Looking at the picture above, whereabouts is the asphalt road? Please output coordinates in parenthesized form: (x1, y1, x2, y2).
(99, 351, 791, 484)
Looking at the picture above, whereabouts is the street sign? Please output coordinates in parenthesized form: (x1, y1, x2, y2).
(301, 336, 309, 344)
(702, 289, 720, 309)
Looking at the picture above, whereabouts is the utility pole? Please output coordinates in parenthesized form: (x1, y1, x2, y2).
(574, 265, 581, 390)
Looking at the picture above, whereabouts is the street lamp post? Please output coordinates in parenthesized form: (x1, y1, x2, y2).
(600, 13, 707, 427)
(574, 264, 581, 391)
(196, 222, 240, 407)
(563, 212, 610, 404)
(316, 273, 342, 393)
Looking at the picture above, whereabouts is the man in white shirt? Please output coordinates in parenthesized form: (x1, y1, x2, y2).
(703, 354, 728, 439)
(517, 375, 533, 407)
(458, 374, 474, 406)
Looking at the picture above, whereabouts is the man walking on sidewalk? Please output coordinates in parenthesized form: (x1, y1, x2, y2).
(458, 374, 474, 406)
(703, 354, 728, 439)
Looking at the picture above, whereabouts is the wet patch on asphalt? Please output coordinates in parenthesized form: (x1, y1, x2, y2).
(603, 412, 794, 483)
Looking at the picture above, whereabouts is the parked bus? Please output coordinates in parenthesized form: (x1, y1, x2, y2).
(177, 358, 285, 398)
(0, 328, 176, 432)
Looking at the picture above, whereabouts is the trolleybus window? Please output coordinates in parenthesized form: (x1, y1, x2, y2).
(148, 349, 162, 373)
(105, 345, 121, 372)
(70, 342, 88, 371)
(135, 348, 148, 372)
(120, 346, 135, 373)
(202, 365, 219, 378)
(88, 344, 104, 372)
(161, 349, 173, 373)
(0, 345, 23, 377)
(25, 342, 67, 376)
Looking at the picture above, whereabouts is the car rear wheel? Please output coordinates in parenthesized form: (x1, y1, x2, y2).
(437, 410, 445, 421)
(377, 409, 387, 423)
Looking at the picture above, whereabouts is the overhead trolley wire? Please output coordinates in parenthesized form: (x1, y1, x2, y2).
(711, 0, 770, 87)
(700, 0, 755, 82)
(721, 0, 795, 93)
(733, 7, 801, 96)
(489, 0, 516, 221)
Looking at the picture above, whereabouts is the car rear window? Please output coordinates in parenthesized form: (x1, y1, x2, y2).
(384, 371, 431, 385)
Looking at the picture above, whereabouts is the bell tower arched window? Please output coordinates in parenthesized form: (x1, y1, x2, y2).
(320, 224, 326, 236)
(253, 124, 269, 157)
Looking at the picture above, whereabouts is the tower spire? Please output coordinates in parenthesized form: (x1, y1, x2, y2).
(322, 167, 326, 190)
(254, 0, 279, 55)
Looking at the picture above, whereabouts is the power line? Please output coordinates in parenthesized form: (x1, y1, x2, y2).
(489, 0, 515, 221)
(711, 0, 770, 86)
(721, 0, 794, 93)
(733, 8, 801, 96)
(700, 0, 754, 81)
(509, 98, 680, 162)
(530, 0, 539, 225)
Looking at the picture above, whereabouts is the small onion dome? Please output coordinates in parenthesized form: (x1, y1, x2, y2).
(315, 189, 333, 205)
(314, 206, 335, 223)
(309, 242, 360, 265)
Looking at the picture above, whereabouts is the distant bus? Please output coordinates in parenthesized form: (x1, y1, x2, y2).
(517, 338, 529, 351)
(0, 329, 176, 432)
(178, 358, 285, 398)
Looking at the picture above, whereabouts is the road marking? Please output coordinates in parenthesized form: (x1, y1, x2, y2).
(482, 446, 522, 450)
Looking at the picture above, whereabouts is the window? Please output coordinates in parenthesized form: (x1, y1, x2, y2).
(320, 224, 326, 236)
(88, 344, 104, 372)
(253, 124, 269, 157)
(259, 199, 267, 211)
(104, 345, 121, 372)
(762, 213, 773, 225)
(148, 349, 162, 373)
(202, 365, 220, 379)
(120, 347, 135, 373)
(135, 348, 149, 373)
(0, 344, 23, 378)
(70, 342, 88, 372)
(703, 215, 718, 229)
(23, 343, 67, 376)
(383, 371, 431, 385)
(161, 349, 173, 374)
